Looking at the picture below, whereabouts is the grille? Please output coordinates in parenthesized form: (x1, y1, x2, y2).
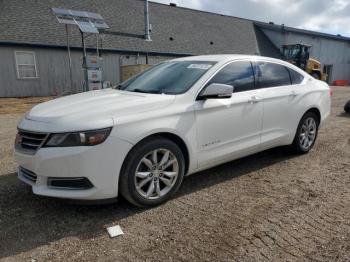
(16, 130, 48, 154)
(19, 167, 37, 183)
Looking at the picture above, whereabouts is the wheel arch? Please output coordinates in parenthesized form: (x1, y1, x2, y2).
(123, 132, 191, 176)
(304, 107, 321, 125)
(291, 107, 321, 153)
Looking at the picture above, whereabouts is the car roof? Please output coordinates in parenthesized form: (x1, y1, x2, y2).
(171, 54, 310, 78)
(172, 54, 251, 62)
(172, 54, 288, 64)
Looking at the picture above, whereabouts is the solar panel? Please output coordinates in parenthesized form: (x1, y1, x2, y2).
(52, 8, 71, 16)
(56, 18, 74, 25)
(92, 20, 109, 29)
(52, 7, 109, 33)
(70, 10, 88, 17)
(75, 20, 99, 33)
(87, 12, 103, 20)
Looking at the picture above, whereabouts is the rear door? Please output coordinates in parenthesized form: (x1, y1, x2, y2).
(255, 61, 305, 148)
(194, 60, 264, 168)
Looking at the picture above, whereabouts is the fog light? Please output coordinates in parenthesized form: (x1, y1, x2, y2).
(47, 177, 93, 190)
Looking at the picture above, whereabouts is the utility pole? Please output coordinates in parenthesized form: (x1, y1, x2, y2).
(65, 25, 74, 93)
(81, 31, 89, 92)
(144, 0, 152, 41)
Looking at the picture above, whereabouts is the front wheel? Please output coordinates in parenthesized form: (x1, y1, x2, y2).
(119, 137, 185, 207)
(292, 112, 319, 153)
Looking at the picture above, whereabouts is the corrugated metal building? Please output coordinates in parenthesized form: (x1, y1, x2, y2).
(256, 22, 350, 83)
(0, 0, 349, 97)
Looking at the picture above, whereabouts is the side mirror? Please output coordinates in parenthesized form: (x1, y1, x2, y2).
(197, 83, 233, 100)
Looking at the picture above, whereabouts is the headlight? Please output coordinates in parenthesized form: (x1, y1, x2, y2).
(44, 127, 112, 147)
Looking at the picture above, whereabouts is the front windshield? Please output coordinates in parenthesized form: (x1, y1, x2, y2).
(118, 61, 216, 94)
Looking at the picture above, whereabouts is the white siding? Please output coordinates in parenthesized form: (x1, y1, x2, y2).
(0, 46, 174, 97)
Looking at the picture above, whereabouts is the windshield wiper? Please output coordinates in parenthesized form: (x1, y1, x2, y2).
(131, 89, 162, 94)
(113, 84, 123, 90)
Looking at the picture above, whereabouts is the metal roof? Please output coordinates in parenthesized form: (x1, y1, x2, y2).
(255, 21, 350, 42)
(1, 0, 346, 57)
(0, 0, 259, 56)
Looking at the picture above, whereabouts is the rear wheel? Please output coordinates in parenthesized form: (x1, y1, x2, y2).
(292, 112, 319, 153)
(119, 137, 185, 207)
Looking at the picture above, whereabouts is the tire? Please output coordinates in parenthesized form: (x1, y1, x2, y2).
(119, 136, 185, 207)
(292, 111, 319, 154)
(345, 100, 350, 114)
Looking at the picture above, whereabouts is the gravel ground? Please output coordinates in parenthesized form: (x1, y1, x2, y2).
(0, 87, 349, 262)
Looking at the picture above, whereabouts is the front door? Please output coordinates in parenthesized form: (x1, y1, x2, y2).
(194, 61, 263, 168)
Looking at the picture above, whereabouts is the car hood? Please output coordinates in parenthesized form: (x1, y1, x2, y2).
(23, 89, 175, 132)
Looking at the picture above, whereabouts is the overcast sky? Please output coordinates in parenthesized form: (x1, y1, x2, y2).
(151, 0, 350, 37)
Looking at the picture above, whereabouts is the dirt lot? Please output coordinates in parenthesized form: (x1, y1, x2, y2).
(0, 97, 52, 115)
(0, 88, 349, 261)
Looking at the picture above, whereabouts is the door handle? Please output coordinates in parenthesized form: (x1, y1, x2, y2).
(289, 91, 298, 97)
(248, 96, 262, 104)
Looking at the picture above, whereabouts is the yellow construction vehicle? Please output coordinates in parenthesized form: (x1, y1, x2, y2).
(282, 44, 327, 81)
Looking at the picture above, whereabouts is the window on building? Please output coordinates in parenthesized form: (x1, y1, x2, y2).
(255, 62, 291, 88)
(15, 51, 38, 79)
(207, 61, 255, 92)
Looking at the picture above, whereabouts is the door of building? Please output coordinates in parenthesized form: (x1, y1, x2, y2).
(323, 65, 333, 84)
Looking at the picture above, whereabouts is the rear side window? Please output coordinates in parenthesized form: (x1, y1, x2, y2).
(255, 62, 291, 88)
(208, 61, 255, 93)
(288, 68, 304, 85)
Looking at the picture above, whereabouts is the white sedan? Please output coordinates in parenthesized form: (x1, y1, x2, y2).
(15, 55, 331, 207)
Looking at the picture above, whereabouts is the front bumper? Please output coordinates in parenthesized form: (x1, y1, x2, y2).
(15, 135, 133, 200)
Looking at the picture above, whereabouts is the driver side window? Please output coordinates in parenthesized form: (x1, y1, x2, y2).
(207, 61, 255, 93)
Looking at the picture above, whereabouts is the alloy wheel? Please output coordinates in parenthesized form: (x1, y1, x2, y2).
(299, 117, 317, 151)
(134, 148, 179, 200)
